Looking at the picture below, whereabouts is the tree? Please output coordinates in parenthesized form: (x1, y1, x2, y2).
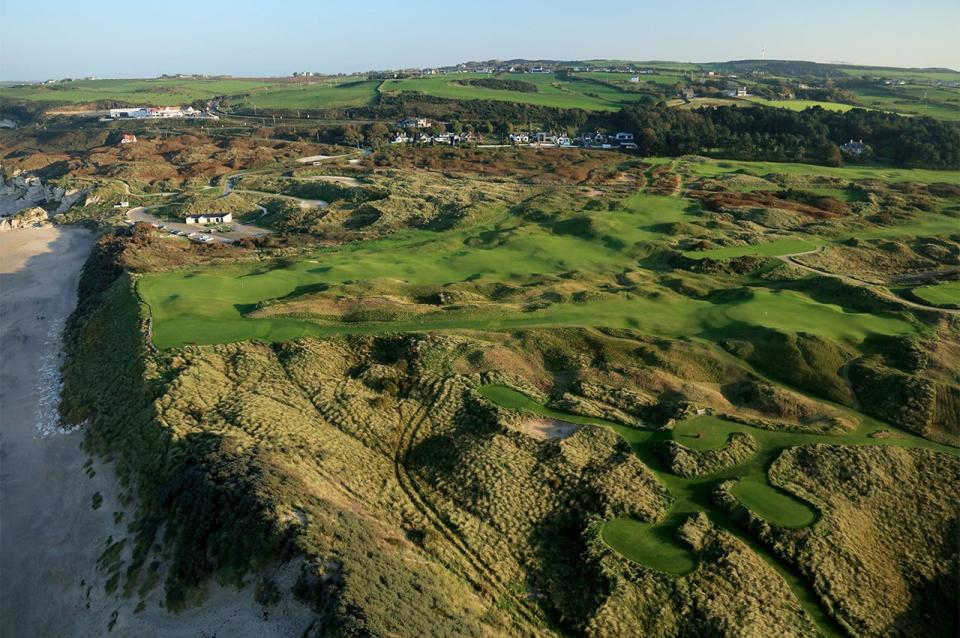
(365, 122, 389, 145)
(342, 125, 363, 148)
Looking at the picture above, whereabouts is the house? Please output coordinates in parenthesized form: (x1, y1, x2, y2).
(556, 135, 572, 147)
(532, 132, 557, 144)
(110, 108, 151, 119)
(509, 132, 530, 144)
(398, 117, 431, 129)
(185, 212, 233, 225)
(583, 132, 608, 146)
(724, 86, 749, 98)
(120, 133, 137, 145)
(840, 139, 867, 156)
(391, 131, 412, 144)
(679, 87, 696, 100)
(629, 76, 640, 83)
(614, 132, 634, 142)
(113, 200, 130, 208)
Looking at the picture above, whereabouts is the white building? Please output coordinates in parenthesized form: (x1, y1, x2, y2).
(398, 117, 431, 129)
(185, 212, 232, 225)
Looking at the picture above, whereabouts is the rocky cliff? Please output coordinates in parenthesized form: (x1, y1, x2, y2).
(0, 207, 51, 232)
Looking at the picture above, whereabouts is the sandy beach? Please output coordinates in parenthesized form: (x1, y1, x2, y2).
(0, 227, 314, 637)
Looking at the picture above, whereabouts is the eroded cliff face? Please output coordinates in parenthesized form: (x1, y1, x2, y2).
(0, 206, 50, 231)
(0, 172, 87, 217)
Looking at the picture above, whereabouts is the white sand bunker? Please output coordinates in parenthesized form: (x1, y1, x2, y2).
(519, 417, 580, 441)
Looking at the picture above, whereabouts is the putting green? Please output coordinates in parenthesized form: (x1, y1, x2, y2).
(601, 517, 697, 575)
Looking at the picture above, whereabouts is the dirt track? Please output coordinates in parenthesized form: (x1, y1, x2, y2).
(0, 227, 314, 637)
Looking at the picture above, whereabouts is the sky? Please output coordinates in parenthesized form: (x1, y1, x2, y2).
(1, 0, 958, 80)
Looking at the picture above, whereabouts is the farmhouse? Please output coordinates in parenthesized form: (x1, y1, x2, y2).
(185, 212, 232, 225)
(119, 133, 137, 145)
(398, 117, 431, 129)
(841, 139, 867, 156)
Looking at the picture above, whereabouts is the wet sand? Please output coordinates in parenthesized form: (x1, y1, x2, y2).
(0, 227, 314, 636)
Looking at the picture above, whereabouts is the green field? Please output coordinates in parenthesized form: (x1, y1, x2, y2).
(849, 86, 960, 121)
(911, 280, 960, 307)
(232, 79, 381, 110)
(380, 72, 636, 111)
(0, 78, 278, 105)
(742, 97, 858, 113)
(838, 67, 960, 84)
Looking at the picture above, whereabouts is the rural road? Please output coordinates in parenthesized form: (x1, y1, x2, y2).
(777, 246, 959, 315)
(0, 227, 315, 636)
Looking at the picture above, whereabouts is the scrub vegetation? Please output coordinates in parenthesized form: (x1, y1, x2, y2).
(18, 85, 956, 636)
(54, 142, 960, 636)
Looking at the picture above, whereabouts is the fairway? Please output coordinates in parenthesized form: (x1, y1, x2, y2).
(138, 236, 916, 350)
(477, 385, 959, 582)
(911, 280, 960, 307)
(731, 478, 817, 528)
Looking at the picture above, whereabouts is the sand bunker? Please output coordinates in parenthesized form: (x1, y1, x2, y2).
(518, 417, 581, 441)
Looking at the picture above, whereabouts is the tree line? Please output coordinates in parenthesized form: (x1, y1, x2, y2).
(613, 104, 960, 169)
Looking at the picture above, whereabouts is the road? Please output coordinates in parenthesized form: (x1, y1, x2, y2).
(777, 246, 959, 315)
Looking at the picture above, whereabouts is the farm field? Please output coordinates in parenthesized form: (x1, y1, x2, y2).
(0, 77, 279, 105)
(380, 72, 639, 110)
(850, 86, 960, 121)
(231, 79, 381, 109)
(741, 97, 858, 112)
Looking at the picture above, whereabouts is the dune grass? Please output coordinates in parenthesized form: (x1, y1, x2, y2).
(477, 386, 959, 579)
(684, 239, 819, 260)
